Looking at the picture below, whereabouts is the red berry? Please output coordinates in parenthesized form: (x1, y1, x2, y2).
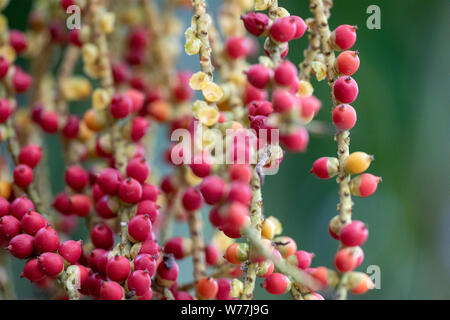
(248, 100, 273, 117)
(58, 240, 82, 264)
(38, 252, 64, 277)
(100, 281, 124, 300)
(263, 273, 291, 295)
(272, 89, 295, 113)
(332, 104, 357, 131)
(291, 16, 307, 39)
(19, 145, 42, 168)
(135, 239, 161, 259)
(0, 216, 20, 241)
(65, 166, 88, 191)
(221, 202, 250, 230)
(333, 76, 359, 103)
(340, 220, 368, 247)
(196, 277, 218, 300)
(106, 255, 131, 282)
(0, 98, 12, 123)
(216, 278, 233, 300)
(8, 234, 35, 259)
(156, 254, 179, 286)
(199, 176, 226, 205)
(128, 27, 148, 49)
(60, 0, 75, 11)
(229, 164, 252, 183)
(173, 291, 193, 300)
(334, 247, 358, 272)
(40, 111, 59, 133)
(0, 197, 9, 217)
(241, 12, 270, 37)
(13, 164, 34, 188)
(112, 62, 131, 84)
(225, 36, 250, 59)
(136, 200, 159, 223)
(227, 181, 252, 206)
(274, 61, 298, 87)
(9, 30, 27, 54)
(205, 244, 220, 266)
(126, 89, 145, 112)
(118, 178, 143, 204)
(91, 223, 114, 250)
(270, 16, 297, 42)
(68, 29, 83, 47)
(141, 183, 160, 202)
(21, 211, 46, 235)
(62, 115, 80, 139)
(280, 127, 309, 152)
(34, 225, 59, 253)
(52, 193, 72, 215)
(12, 68, 32, 93)
(97, 168, 122, 195)
(209, 206, 224, 228)
(0, 56, 10, 79)
(10, 196, 35, 220)
(310, 157, 339, 179)
(164, 237, 191, 260)
(189, 153, 212, 178)
(289, 250, 314, 270)
(126, 158, 150, 184)
(246, 64, 272, 89)
(337, 51, 360, 76)
(134, 253, 156, 276)
(244, 83, 267, 104)
(128, 214, 152, 242)
(127, 270, 151, 296)
(130, 117, 150, 142)
(181, 187, 203, 212)
(70, 194, 91, 217)
(334, 25, 357, 50)
(21, 258, 46, 283)
(110, 93, 132, 119)
(350, 173, 381, 197)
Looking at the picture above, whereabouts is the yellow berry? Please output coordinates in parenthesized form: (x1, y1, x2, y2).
(261, 218, 275, 240)
(92, 88, 111, 110)
(345, 152, 373, 174)
(0, 180, 12, 199)
(266, 216, 282, 236)
(61, 76, 92, 101)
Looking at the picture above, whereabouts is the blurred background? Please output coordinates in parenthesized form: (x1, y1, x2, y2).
(2, 0, 449, 299)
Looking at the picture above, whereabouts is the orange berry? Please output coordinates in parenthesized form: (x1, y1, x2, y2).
(345, 151, 373, 174)
(225, 243, 248, 265)
(196, 277, 218, 299)
(273, 236, 297, 258)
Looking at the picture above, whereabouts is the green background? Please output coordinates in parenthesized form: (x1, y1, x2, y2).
(3, 0, 450, 299)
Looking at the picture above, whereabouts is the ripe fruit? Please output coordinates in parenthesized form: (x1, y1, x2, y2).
(128, 214, 152, 242)
(126, 158, 150, 184)
(13, 164, 34, 188)
(262, 273, 291, 295)
(38, 252, 64, 277)
(310, 157, 339, 179)
(241, 12, 270, 37)
(133, 254, 157, 276)
(21, 211, 46, 235)
(12, 68, 33, 93)
(190, 153, 212, 178)
(205, 244, 220, 266)
(97, 168, 122, 195)
(248, 100, 273, 117)
(229, 164, 252, 183)
(156, 254, 179, 287)
(221, 202, 250, 230)
(100, 281, 124, 300)
(18, 145, 42, 168)
(334, 247, 358, 272)
(197, 277, 218, 300)
(270, 16, 296, 43)
(348, 272, 374, 294)
(272, 89, 295, 113)
(181, 187, 203, 211)
(333, 76, 359, 104)
(70, 194, 91, 217)
(58, 240, 82, 265)
(91, 223, 114, 250)
(227, 181, 252, 206)
(110, 93, 132, 119)
(273, 236, 297, 258)
(280, 127, 309, 152)
(199, 176, 226, 205)
(0, 57, 9, 79)
(106, 255, 131, 282)
(308, 266, 328, 288)
(345, 152, 373, 174)
(62, 115, 80, 139)
(164, 237, 192, 260)
(21, 258, 46, 283)
(337, 51, 360, 75)
(261, 219, 276, 240)
(65, 166, 89, 191)
(39, 111, 59, 133)
(246, 64, 272, 89)
(0, 197, 9, 217)
(332, 104, 357, 130)
(350, 173, 381, 197)
(9, 197, 34, 220)
(34, 225, 60, 253)
(225, 243, 248, 265)
(339, 220, 368, 247)
(118, 178, 143, 204)
(216, 278, 233, 300)
(291, 16, 307, 39)
(9, 30, 28, 53)
(225, 36, 249, 59)
(0, 98, 12, 123)
(135, 200, 159, 223)
(333, 25, 357, 50)
(274, 61, 298, 87)
(127, 270, 151, 296)
(8, 234, 35, 259)
(287, 250, 314, 270)
(0, 215, 21, 240)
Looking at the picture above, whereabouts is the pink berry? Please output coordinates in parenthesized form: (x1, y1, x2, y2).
(0, 56, 9, 79)
(112, 62, 131, 84)
(0, 215, 20, 240)
(340, 220, 368, 247)
(263, 273, 291, 295)
(225, 36, 249, 59)
(229, 164, 252, 183)
(274, 61, 298, 87)
(291, 16, 307, 39)
(18, 145, 42, 168)
(126, 158, 150, 184)
(137, 240, 161, 258)
(199, 176, 226, 205)
(0, 197, 9, 217)
(337, 50, 360, 76)
(227, 181, 252, 206)
(280, 127, 309, 152)
(332, 104, 357, 130)
(209, 206, 224, 228)
(127, 270, 151, 296)
(110, 93, 132, 119)
(34, 225, 59, 253)
(40, 111, 59, 133)
(351, 173, 381, 197)
(310, 157, 339, 179)
(128, 27, 148, 49)
(52, 193, 71, 215)
(21, 211, 46, 235)
(334, 247, 358, 272)
(62, 115, 80, 139)
(173, 291, 193, 300)
(246, 64, 272, 89)
(216, 278, 233, 300)
(241, 12, 270, 37)
(299, 95, 322, 119)
(190, 153, 212, 178)
(164, 237, 191, 260)
(106, 255, 131, 282)
(12, 68, 32, 93)
(141, 183, 160, 202)
(248, 100, 273, 117)
(130, 117, 150, 142)
(134, 254, 156, 276)
(118, 178, 143, 204)
(334, 25, 357, 50)
(0, 98, 12, 123)
(220, 202, 250, 230)
(135, 200, 159, 223)
(205, 244, 220, 266)
(65, 165, 88, 191)
(10, 196, 34, 221)
(289, 250, 314, 270)
(21, 258, 46, 283)
(70, 194, 91, 217)
(100, 281, 124, 300)
(9, 30, 27, 54)
(181, 187, 203, 212)
(8, 234, 35, 259)
(68, 29, 83, 47)
(13, 164, 34, 189)
(38, 252, 64, 277)
(270, 16, 297, 42)
(244, 83, 267, 104)
(128, 214, 152, 242)
(334, 76, 359, 103)
(126, 89, 145, 112)
(272, 89, 295, 113)
(97, 168, 122, 195)
(91, 223, 114, 250)
(58, 240, 82, 264)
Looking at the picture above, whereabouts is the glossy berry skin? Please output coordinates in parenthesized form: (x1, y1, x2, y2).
(118, 178, 143, 204)
(263, 273, 291, 295)
(197, 277, 218, 300)
(199, 176, 226, 205)
(291, 16, 307, 39)
(246, 64, 272, 89)
(334, 248, 358, 272)
(0, 98, 12, 123)
(242, 12, 270, 36)
(126, 158, 150, 184)
(100, 281, 124, 300)
(339, 221, 368, 247)
(128, 215, 152, 242)
(70, 194, 91, 217)
(38, 252, 64, 277)
(21, 258, 46, 283)
(274, 61, 298, 87)
(350, 173, 380, 197)
(8, 234, 35, 259)
(269, 16, 297, 42)
(21, 211, 46, 235)
(34, 226, 59, 253)
(58, 240, 82, 264)
(18, 145, 42, 168)
(91, 223, 114, 250)
(131, 117, 150, 141)
(333, 76, 359, 104)
(280, 127, 309, 152)
(65, 166, 88, 191)
(225, 36, 249, 59)
(333, 25, 357, 50)
(10, 197, 35, 219)
(337, 51, 360, 75)
(0, 216, 21, 240)
(310, 157, 339, 179)
(133, 254, 157, 276)
(216, 278, 233, 300)
(345, 152, 372, 174)
(229, 164, 252, 183)
(141, 183, 160, 202)
(181, 187, 203, 212)
(205, 244, 220, 266)
(299, 96, 322, 120)
(95, 194, 119, 220)
(221, 202, 250, 230)
(97, 168, 122, 195)
(106, 255, 131, 282)
(272, 89, 295, 113)
(225, 243, 248, 265)
(110, 93, 132, 119)
(332, 104, 357, 130)
(13, 164, 34, 189)
(127, 270, 151, 296)
(287, 250, 314, 270)
(164, 237, 192, 260)
(40, 111, 59, 133)
(135, 200, 159, 223)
